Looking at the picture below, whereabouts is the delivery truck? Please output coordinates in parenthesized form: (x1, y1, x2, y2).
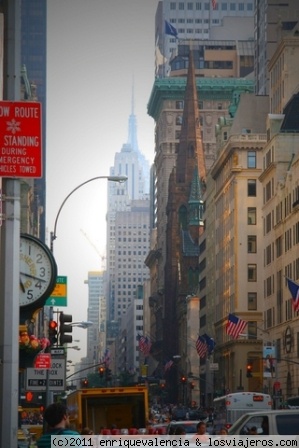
(67, 385, 149, 433)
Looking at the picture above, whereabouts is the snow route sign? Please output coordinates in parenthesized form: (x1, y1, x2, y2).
(0, 101, 42, 178)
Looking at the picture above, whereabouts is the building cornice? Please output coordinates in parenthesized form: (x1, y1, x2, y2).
(147, 78, 255, 119)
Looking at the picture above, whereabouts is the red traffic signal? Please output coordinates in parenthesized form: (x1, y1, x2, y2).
(246, 364, 253, 378)
(49, 320, 58, 345)
(99, 367, 105, 378)
(82, 378, 88, 387)
(180, 375, 187, 383)
(25, 391, 34, 402)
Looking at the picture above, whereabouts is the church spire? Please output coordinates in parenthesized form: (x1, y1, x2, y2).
(175, 50, 206, 186)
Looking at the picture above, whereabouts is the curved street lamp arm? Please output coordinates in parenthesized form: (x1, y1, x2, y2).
(50, 175, 127, 251)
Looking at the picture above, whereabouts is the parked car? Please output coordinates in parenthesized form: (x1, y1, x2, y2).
(228, 410, 299, 435)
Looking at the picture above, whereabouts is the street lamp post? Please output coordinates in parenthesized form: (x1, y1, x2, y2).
(50, 175, 127, 252)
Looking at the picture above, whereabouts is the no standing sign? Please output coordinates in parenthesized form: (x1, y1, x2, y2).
(0, 101, 42, 178)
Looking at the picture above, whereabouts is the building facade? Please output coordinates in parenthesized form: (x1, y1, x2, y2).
(85, 271, 106, 364)
(155, 0, 254, 77)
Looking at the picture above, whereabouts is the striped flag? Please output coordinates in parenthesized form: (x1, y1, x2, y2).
(137, 334, 151, 356)
(196, 335, 208, 358)
(226, 314, 247, 339)
(287, 278, 299, 311)
(103, 348, 111, 367)
(212, 0, 217, 9)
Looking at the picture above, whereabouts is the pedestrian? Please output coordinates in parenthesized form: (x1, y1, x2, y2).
(196, 421, 208, 435)
(37, 402, 80, 447)
(219, 427, 228, 435)
(174, 426, 186, 435)
(193, 421, 209, 442)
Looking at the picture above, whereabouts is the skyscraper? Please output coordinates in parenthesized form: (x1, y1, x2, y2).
(106, 95, 150, 333)
(21, 0, 47, 240)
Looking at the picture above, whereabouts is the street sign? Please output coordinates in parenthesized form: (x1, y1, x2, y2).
(0, 101, 42, 178)
(26, 355, 66, 391)
(45, 276, 67, 307)
(34, 353, 51, 369)
(209, 362, 219, 371)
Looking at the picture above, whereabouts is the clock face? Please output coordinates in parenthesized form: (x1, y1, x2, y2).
(20, 234, 57, 308)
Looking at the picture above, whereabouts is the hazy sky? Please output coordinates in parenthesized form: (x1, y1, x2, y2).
(46, 0, 158, 362)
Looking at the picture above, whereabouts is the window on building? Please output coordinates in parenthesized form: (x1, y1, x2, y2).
(200, 314, 206, 327)
(248, 235, 257, 253)
(248, 179, 256, 196)
(239, 2, 244, 10)
(248, 207, 256, 225)
(248, 264, 257, 281)
(178, 2, 184, 10)
(195, 2, 201, 10)
(247, 321, 257, 339)
(221, 2, 227, 10)
(248, 292, 257, 310)
(176, 100, 184, 109)
(170, 2, 176, 9)
(187, 2, 193, 9)
(248, 151, 256, 168)
(230, 2, 236, 10)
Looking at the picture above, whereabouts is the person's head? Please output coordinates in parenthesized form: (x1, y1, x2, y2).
(43, 402, 69, 428)
(174, 426, 186, 435)
(196, 421, 206, 434)
(219, 427, 228, 435)
(81, 427, 94, 435)
(248, 426, 257, 435)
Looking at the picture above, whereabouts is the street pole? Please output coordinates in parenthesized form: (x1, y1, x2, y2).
(0, 1, 21, 446)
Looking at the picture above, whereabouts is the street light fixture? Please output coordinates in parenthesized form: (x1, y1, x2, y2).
(70, 321, 93, 329)
(50, 175, 128, 251)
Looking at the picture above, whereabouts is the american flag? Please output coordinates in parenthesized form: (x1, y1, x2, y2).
(164, 360, 174, 372)
(137, 334, 151, 356)
(287, 278, 299, 311)
(196, 335, 208, 358)
(212, 0, 217, 10)
(226, 313, 247, 339)
(103, 348, 111, 366)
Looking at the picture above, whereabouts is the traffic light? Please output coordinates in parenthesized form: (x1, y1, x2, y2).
(81, 378, 88, 387)
(246, 363, 253, 378)
(25, 391, 34, 402)
(180, 375, 187, 383)
(49, 320, 58, 345)
(105, 368, 112, 381)
(190, 382, 195, 389)
(59, 313, 73, 345)
(99, 367, 105, 378)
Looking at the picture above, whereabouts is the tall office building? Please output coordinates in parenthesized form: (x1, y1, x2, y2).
(85, 271, 106, 364)
(21, 0, 47, 241)
(254, 0, 299, 95)
(106, 98, 150, 333)
(155, 0, 254, 77)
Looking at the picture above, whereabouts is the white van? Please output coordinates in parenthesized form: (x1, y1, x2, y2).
(228, 410, 299, 435)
